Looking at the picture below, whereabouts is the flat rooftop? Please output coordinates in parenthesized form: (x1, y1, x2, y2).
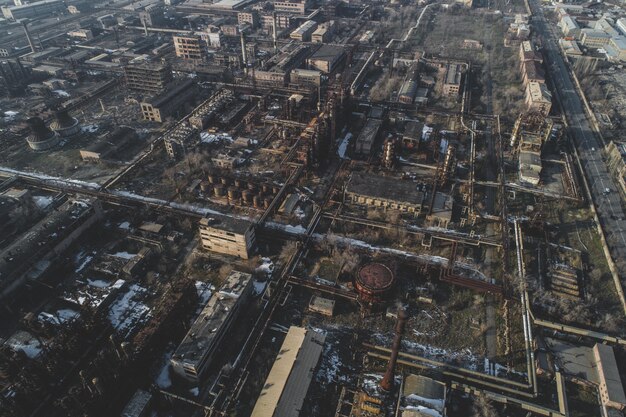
(171, 270, 252, 367)
(199, 214, 252, 235)
(308, 44, 345, 62)
(347, 172, 426, 206)
(251, 326, 326, 417)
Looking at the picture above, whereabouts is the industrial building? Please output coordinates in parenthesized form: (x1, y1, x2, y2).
(273, 0, 309, 14)
(1, 0, 64, 20)
(140, 79, 196, 122)
(173, 34, 205, 61)
(250, 326, 326, 417)
(290, 68, 322, 87)
(397, 374, 447, 417)
(0, 199, 103, 301)
(80, 127, 138, 161)
(593, 343, 626, 410)
(198, 216, 256, 259)
(290, 20, 317, 42)
(345, 172, 426, 215)
(306, 44, 346, 73)
(311, 21, 335, 43)
(125, 62, 173, 95)
(170, 270, 253, 381)
(442, 64, 463, 97)
(354, 118, 382, 156)
(519, 151, 542, 185)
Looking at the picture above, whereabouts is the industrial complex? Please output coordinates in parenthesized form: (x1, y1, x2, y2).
(0, 0, 625, 415)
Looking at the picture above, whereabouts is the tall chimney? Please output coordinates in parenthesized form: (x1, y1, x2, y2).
(272, 12, 278, 52)
(380, 307, 407, 392)
(20, 20, 36, 54)
(240, 31, 248, 73)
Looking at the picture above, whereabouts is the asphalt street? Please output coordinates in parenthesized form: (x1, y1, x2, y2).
(529, 0, 626, 276)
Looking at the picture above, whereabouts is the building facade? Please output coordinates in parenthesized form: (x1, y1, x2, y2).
(198, 216, 256, 259)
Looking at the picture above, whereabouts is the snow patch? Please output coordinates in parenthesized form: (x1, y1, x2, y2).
(32, 195, 54, 209)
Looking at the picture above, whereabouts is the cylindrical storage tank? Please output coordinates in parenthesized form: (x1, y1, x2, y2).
(247, 182, 256, 191)
(227, 187, 239, 199)
(214, 185, 224, 197)
(272, 185, 280, 194)
(355, 263, 395, 304)
(253, 195, 262, 208)
(220, 177, 229, 186)
(200, 181, 211, 192)
(234, 178, 243, 188)
(208, 174, 217, 184)
(263, 197, 271, 209)
(242, 190, 253, 204)
(262, 183, 271, 193)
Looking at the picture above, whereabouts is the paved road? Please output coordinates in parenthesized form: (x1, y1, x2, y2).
(530, 0, 626, 277)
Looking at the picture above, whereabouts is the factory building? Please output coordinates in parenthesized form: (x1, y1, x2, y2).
(442, 63, 463, 96)
(199, 216, 256, 259)
(164, 123, 198, 159)
(354, 118, 382, 156)
(170, 270, 253, 382)
(140, 79, 196, 122)
(1, 0, 64, 20)
(125, 62, 173, 95)
(593, 343, 626, 411)
(273, 0, 309, 14)
(524, 81, 552, 115)
(306, 44, 346, 73)
(139, 4, 164, 27)
(345, 172, 426, 215)
(397, 374, 447, 417)
(80, 127, 138, 161)
(250, 326, 326, 417)
(519, 151, 542, 185)
(0, 199, 103, 301)
(290, 68, 322, 87)
(290, 20, 317, 42)
(173, 34, 205, 61)
(237, 10, 259, 27)
(311, 20, 335, 43)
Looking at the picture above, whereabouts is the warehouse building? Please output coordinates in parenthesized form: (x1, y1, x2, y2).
(1, 0, 64, 20)
(250, 326, 326, 417)
(306, 44, 346, 73)
(199, 216, 256, 259)
(345, 172, 426, 215)
(140, 79, 196, 122)
(170, 270, 253, 381)
(125, 62, 173, 95)
(442, 63, 463, 97)
(354, 118, 382, 156)
(290, 20, 317, 42)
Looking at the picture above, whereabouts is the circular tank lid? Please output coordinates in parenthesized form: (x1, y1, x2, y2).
(357, 263, 394, 291)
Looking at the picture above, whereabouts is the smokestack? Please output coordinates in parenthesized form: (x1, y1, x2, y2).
(272, 12, 278, 52)
(20, 20, 36, 54)
(26, 117, 54, 141)
(143, 18, 148, 36)
(380, 307, 407, 392)
(240, 32, 248, 73)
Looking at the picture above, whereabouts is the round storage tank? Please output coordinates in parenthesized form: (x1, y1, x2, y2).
(355, 263, 395, 304)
